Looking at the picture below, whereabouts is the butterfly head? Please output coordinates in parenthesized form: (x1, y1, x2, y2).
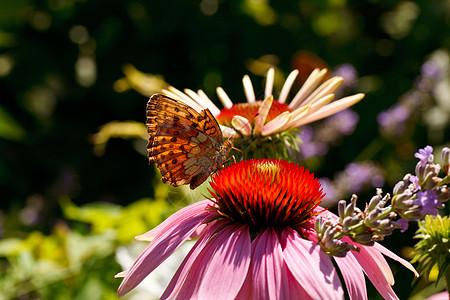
(224, 138, 234, 151)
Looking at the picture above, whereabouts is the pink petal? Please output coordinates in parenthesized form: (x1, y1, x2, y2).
(251, 228, 291, 300)
(220, 125, 236, 138)
(299, 94, 334, 120)
(235, 267, 253, 300)
(373, 243, 419, 277)
(262, 111, 291, 136)
(236, 231, 310, 300)
(295, 93, 364, 127)
(161, 220, 230, 299)
(301, 76, 342, 106)
(285, 271, 311, 300)
(254, 95, 273, 135)
(135, 200, 212, 241)
(117, 202, 213, 297)
(282, 228, 344, 299)
(188, 219, 218, 240)
(334, 251, 368, 300)
(232, 115, 252, 136)
(174, 223, 252, 300)
(285, 104, 311, 129)
(344, 237, 399, 300)
(289, 68, 328, 109)
(427, 291, 449, 300)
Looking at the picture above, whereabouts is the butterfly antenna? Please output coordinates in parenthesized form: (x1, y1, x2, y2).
(228, 113, 260, 141)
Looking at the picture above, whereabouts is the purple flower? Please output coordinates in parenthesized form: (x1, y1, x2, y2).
(330, 109, 359, 135)
(300, 142, 328, 158)
(333, 63, 358, 89)
(397, 218, 409, 233)
(299, 125, 313, 142)
(299, 126, 329, 158)
(377, 106, 409, 126)
(414, 146, 433, 167)
(414, 190, 443, 216)
(377, 105, 410, 137)
(409, 175, 420, 192)
(344, 162, 384, 193)
(420, 61, 443, 80)
(318, 178, 338, 207)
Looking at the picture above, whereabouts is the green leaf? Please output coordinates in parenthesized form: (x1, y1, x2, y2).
(0, 105, 25, 140)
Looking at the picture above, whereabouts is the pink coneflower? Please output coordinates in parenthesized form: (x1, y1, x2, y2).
(117, 159, 417, 299)
(162, 68, 364, 138)
(161, 68, 365, 159)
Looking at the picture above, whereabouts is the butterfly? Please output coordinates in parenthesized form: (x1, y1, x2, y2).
(146, 93, 234, 189)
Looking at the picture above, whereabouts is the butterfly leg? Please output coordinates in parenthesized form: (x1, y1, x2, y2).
(223, 155, 236, 165)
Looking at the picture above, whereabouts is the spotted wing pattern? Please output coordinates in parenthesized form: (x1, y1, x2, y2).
(146, 94, 232, 189)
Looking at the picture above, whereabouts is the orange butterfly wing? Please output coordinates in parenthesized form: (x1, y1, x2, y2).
(146, 94, 223, 146)
(146, 94, 231, 189)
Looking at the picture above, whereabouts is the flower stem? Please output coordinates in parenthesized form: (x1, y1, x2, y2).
(332, 206, 396, 241)
(333, 222, 365, 240)
(437, 174, 450, 186)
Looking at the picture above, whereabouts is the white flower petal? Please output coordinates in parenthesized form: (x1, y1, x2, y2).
(216, 87, 233, 108)
(197, 89, 221, 116)
(286, 105, 311, 129)
(231, 115, 252, 136)
(289, 68, 327, 110)
(262, 111, 291, 136)
(303, 94, 335, 116)
(265, 68, 275, 99)
(161, 88, 178, 99)
(162, 86, 204, 112)
(294, 93, 365, 127)
(220, 125, 237, 138)
(184, 89, 220, 115)
(278, 69, 299, 104)
(301, 77, 343, 106)
(242, 74, 256, 103)
(254, 95, 273, 135)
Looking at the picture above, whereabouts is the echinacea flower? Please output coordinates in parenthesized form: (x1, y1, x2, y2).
(161, 68, 365, 159)
(116, 159, 417, 299)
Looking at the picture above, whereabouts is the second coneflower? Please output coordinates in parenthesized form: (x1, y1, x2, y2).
(116, 159, 416, 299)
(161, 68, 365, 159)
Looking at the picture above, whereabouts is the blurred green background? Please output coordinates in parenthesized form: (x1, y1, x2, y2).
(0, 0, 449, 299)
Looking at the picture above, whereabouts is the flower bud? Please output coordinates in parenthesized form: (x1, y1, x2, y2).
(353, 234, 375, 246)
(442, 147, 450, 174)
(368, 194, 382, 211)
(435, 185, 449, 203)
(393, 174, 411, 195)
